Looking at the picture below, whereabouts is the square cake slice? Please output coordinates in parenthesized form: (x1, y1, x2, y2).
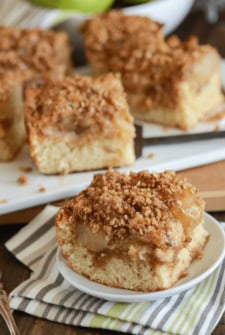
(55, 170, 209, 292)
(24, 73, 135, 174)
(81, 11, 223, 130)
(128, 36, 224, 130)
(0, 26, 72, 161)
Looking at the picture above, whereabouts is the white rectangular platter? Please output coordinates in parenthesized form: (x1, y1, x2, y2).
(1, 138, 225, 215)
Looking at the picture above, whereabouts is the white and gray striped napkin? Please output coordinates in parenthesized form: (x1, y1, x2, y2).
(5, 206, 225, 335)
(0, 0, 85, 28)
(0, 0, 60, 28)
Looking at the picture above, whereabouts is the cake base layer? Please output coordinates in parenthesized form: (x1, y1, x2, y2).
(29, 135, 135, 174)
(58, 224, 209, 292)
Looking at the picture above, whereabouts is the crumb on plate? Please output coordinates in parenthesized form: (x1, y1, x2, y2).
(17, 175, 28, 185)
(147, 153, 156, 159)
(19, 166, 33, 173)
(0, 199, 8, 204)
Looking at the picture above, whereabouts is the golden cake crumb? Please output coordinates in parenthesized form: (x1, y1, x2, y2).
(147, 153, 156, 159)
(38, 187, 46, 193)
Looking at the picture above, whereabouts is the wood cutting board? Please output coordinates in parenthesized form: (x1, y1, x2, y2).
(178, 160, 225, 212)
(1, 160, 225, 224)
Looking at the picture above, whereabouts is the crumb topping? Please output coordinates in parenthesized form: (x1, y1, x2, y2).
(0, 27, 70, 74)
(0, 27, 71, 101)
(81, 11, 218, 108)
(58, 170, 204, 249)
(25, 73, 133, 136)
(81, 10, 163, 54)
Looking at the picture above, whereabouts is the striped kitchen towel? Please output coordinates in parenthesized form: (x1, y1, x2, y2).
(0, 0, 85, 28)
(5, 206, 225, 335)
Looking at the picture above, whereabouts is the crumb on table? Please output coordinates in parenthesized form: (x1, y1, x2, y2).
(38, 187, 46, 193)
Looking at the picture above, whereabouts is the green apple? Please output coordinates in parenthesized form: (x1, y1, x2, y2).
(29, 0, 114, 13)
(124, 0, 154, 4)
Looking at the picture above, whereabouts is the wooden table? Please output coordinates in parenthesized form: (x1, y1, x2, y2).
(1, 7, 225, 335)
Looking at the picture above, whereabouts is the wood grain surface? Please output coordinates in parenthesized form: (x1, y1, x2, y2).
(178, 160, 225, 212)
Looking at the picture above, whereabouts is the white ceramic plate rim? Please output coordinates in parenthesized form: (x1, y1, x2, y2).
(57, 213, 225, 302)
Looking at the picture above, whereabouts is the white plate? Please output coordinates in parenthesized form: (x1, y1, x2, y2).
(2, 139, 225, 215)
(57, 213, 225, 302)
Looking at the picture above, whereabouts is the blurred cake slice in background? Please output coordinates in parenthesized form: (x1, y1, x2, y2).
(0, 27, 72, 80)
(81, 11, 223, 130)
(24, 73, 135, 174)
(128, 35, 224, 130)
(80, 10, 164, 74)
(0, 71, 25, 161)
(0, 26, 72, 161)
(56, 170, 209, 292)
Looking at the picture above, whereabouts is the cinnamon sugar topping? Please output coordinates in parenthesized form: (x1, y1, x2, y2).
(25, 73, 133, 136)
(81, 10, 163, 55)
(58, 170, 204, 249)
(0, 26, 71, 101)
(0, 27, 70, 75)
